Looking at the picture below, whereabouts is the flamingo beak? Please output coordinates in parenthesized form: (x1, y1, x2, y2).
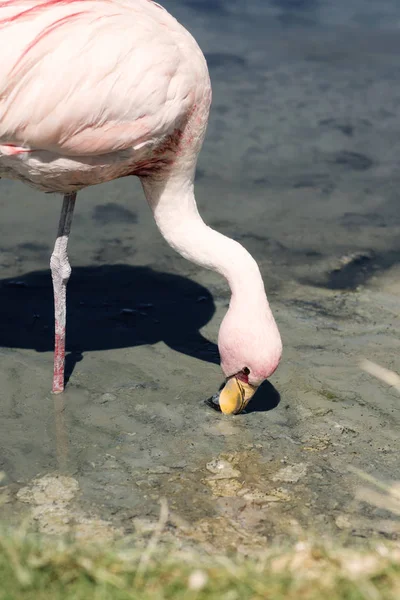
(218, 377, 258, 415)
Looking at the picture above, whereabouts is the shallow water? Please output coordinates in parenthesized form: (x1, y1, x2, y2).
(1, 0, 399, 549)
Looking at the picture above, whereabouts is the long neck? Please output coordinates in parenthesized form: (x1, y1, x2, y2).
(142, 172, 271, 311)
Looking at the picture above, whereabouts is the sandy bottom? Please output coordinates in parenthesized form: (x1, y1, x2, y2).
(1, 0, 400, 550)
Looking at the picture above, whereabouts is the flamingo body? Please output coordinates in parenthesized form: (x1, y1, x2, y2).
(0, 0, 282, 412)
(0, 0, 210, 191)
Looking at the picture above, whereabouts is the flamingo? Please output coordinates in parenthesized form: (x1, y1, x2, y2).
(0, 0, 282, 414)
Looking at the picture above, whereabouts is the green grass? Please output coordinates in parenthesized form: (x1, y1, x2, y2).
(0, 529, 399, 600)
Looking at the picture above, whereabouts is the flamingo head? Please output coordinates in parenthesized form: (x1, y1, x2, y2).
(214, 301, 282, 415)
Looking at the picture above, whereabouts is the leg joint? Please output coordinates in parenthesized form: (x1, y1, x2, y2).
(50, 253, 72, 284)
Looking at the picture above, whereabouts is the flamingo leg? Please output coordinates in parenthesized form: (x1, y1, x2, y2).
(50, 192, 77, 394)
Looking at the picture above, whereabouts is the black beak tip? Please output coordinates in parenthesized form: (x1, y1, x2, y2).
(204, 392, 221, 412)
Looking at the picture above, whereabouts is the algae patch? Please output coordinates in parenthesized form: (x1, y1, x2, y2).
(17, 474, 121, 541)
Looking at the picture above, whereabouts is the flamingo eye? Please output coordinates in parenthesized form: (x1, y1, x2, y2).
(243, 367, 250, 375)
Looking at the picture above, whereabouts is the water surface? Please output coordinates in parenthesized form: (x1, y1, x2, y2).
(1, 0, 399, 547)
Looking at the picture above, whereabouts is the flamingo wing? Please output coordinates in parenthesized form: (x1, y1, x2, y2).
(0, 0, 204, 156)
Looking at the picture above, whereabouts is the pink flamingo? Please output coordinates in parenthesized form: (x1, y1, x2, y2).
(0, 0, 282, 414)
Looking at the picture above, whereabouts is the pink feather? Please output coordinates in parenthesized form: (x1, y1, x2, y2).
(0, 0, 206, 165)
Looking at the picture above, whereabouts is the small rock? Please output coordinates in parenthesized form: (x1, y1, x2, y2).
(336, 515, 352, 530)
(206, 459, 240, 479)
(272, 463, 308, 483)
(17, 475, 79, 506)
(100, 393, 116, 404)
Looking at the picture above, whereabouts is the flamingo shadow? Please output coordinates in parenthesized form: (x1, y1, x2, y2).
(0, 264, 219, 373)
(246, 381, 281, 413)
(0, 264, 281, 413)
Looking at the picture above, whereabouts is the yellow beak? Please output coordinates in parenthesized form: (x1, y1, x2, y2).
(218, 377, 258, 415)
